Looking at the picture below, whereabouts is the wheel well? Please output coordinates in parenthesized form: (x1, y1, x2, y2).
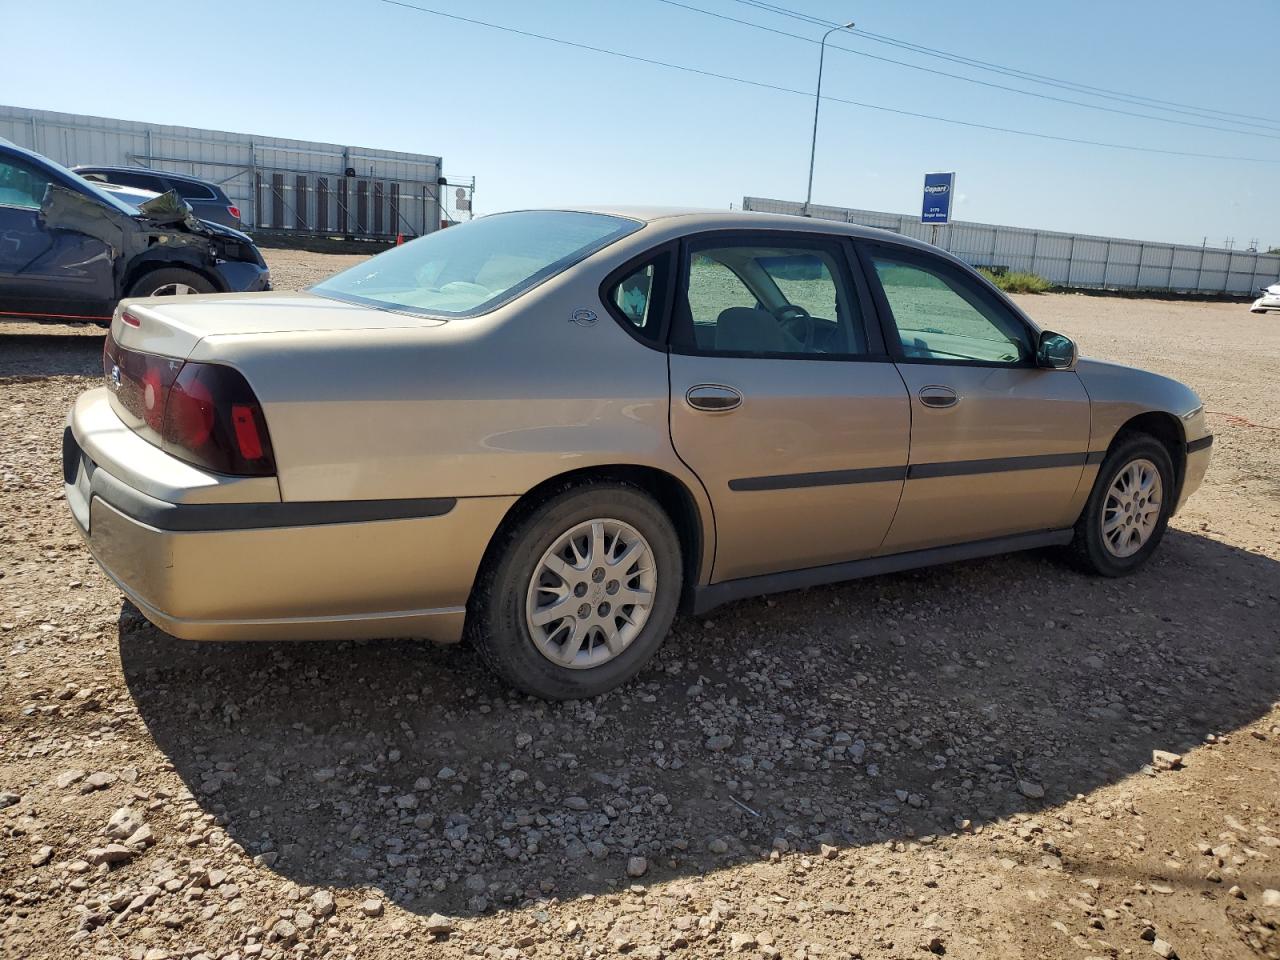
(122, 259, 224, 297)
(1109, 411, 1186, 498)
(474, 465, 705, 612)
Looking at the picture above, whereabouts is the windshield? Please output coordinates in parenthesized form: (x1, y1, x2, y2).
(310, 210, 641, 318)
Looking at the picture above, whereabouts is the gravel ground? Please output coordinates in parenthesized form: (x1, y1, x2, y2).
(1, 251, 1278, 960)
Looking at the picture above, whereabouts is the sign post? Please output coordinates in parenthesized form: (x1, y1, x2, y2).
(921, 171, 956, 247)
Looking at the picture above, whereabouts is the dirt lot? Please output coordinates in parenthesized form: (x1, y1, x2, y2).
(2, 251, 1278, 960)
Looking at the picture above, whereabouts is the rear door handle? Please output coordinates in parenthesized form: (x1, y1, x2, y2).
(686, 383, 743, 412)
(917, 385, 959, 409)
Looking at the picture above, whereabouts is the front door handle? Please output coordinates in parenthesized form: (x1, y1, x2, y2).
(917, 384, 959, 409)
(686, 383, 743, 412)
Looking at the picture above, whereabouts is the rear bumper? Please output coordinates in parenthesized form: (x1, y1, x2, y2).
(64, 391, 512, 643)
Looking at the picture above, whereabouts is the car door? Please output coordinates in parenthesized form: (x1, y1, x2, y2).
(0, 153, 59, 318)
(0, 153, 119, 320)
(664, 231, 911, 583)
(858, 242, 1091, 554)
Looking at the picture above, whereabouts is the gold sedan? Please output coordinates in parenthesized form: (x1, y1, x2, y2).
(65, 208, 1212, 699)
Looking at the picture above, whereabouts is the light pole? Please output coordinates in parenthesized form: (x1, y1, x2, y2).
(803, 20, 855, 217)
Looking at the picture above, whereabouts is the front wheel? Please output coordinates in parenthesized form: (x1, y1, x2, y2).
(1067, 434, 1175, 576)
(126, 268, 216, 298)
(469, 483, 683, 700)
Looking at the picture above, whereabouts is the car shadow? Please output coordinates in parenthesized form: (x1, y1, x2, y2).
(0, 328, 105, 378)
(119, 528, 1280, 918)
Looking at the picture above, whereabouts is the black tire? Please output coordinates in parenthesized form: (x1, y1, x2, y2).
(468, 482, 683, 700)
(126, 268, 216, 298)
(1068, 433, 1176, 576)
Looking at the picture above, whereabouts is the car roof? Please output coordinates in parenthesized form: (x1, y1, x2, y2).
(72, 164, 214, 186)
(528, 205, 933, 250)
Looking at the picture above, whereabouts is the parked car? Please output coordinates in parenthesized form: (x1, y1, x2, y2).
(1250, 282, 1280, 313)
(63, 208, 1212, 699)
(74, 164, 243, 230)
(0, 140, 268, 322)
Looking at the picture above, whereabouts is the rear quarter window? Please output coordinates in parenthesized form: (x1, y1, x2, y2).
(170, 179, 219, 201)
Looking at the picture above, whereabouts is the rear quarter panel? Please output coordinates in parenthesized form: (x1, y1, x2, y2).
(190, 250, 716, 579)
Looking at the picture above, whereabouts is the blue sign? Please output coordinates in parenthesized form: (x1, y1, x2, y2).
(921, 172, 956, 224)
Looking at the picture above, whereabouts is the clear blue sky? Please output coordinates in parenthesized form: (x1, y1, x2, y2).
(2, 0, 1276, 248)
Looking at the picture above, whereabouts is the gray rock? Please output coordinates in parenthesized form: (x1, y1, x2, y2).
(360, 898, 384, 917)
(1018, 780, 1045, 799)
(106, 806, 144, 840)
(80, 772, 117, 793)
(1152, 938, 1177, 959)
(705, 735, 734, 752)
(627, 856, 649, 877)
(86, 843, 134, 865)
(425, 912, 453, 934)
(30, 845, 53, 866)
(311, 890, 336, 917)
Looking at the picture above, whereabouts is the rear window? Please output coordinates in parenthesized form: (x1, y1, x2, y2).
(310, 210, 641, 318)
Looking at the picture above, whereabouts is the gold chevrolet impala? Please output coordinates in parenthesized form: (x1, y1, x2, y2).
(64, 208, 1213, 699)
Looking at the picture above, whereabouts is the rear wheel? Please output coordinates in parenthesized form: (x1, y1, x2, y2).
(469, 483, 682, 700)
(127, 268, 216, 298)
(1068, 433, 1175, 576)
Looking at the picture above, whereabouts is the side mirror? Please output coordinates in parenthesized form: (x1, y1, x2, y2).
(1036, 330, 1077, 370)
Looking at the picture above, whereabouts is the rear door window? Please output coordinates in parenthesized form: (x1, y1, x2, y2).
(675, 237, 869, 356)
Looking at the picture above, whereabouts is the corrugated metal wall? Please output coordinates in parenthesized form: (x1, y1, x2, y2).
(1, 104, 447, 237)
(743, 197, 1280, 296)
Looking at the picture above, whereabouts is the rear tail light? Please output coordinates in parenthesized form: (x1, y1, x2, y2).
(227, 205, 241, 221)
(103, 332, 275, 477)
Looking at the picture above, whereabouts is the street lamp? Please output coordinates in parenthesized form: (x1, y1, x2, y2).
(803, 20, 855, 217)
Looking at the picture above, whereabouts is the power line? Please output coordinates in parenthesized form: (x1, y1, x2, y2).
(725, 0, 1280, 131)
(653, 0, 1280, 142)
(370, 0, 1280, 165)
(852, 27, 1280, 132)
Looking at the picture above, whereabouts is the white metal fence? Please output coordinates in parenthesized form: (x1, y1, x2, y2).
(743, 197, 1279, 296)
(1, 104, 458, 238)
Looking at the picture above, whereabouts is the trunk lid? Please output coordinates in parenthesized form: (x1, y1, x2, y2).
(112, 291, 442, 360)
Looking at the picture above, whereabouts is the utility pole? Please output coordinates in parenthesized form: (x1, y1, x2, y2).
(803, 20, 855, 217)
